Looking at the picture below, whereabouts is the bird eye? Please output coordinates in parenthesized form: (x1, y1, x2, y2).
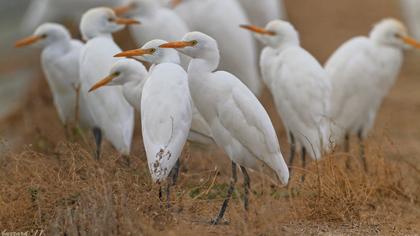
(41, 34, 47, 39)
(150, 48, 157, 53)
(108, 17, 114, 22)
(394, 33, 401, 38)
(113, 71, 120, 76)
(191, 40, 198, 46)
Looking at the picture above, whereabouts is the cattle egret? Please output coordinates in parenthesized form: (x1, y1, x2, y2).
(160, 32, 289, 224)
(241, 20, 331, 179)
(79, 7, 139, 158)
(15, 23, 93, 131)
(325, 18, 420, 170)
(95, 39, 193, 206)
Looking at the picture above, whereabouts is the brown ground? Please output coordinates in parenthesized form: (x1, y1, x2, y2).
(1, 0, 420, 235)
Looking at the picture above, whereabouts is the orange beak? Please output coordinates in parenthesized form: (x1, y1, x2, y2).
(159, 41, 195, 48)
(401, 35, 420, 49)
(114, 48, 155, 58)
(15, 35, 43, 48)
(113, 17, 140, 25)
(240, 25, 276, 36)
(170, 0, 182, 8)
(113, 3, 136, 16)
(88, 74, 116, 92)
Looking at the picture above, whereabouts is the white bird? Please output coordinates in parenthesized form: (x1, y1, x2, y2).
(93, 39, 193, 202)
(237, 0, 287, 29)
(160, 32, 289, 224)
(325, 18, 420, 170)
(79, 7, 139, 158)
(20, 0, 125, 34)
(113, 0, 191, 68)
(15, 23, 93, 131)
(241, 21, 331, 179)
(171, 0, 262, 96)
(400, 0, 420, 40)
(114, 39, 213, 145)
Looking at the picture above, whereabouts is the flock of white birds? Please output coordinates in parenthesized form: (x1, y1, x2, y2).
(14, 0, 420, 224)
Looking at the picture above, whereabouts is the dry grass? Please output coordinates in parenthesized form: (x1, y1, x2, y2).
(0, 77, 419, 235)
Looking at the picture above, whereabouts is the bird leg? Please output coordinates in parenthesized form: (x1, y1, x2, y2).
(288, 132, 296, 177)
(301, 147, 307, 182)
(165, 160, 181, 208)
(92, 127, 102, 160)
(211, 161, 237, 225)
(344, 133, 350, 152)
(358, 130, 368, 172)
(240, 166, 250, 211)
(344, 133, 352, 170)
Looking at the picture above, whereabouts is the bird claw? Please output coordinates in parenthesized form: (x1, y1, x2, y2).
(209, 218, 229, 225)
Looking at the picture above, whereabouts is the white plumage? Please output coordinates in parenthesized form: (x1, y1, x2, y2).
(80, 7, 138, 155)
(172, 0, 262, 96)
(242, 20, 331, 161)
(325, 18, 418, 146)
(15, 23, 93, 129)
(160, 32, 288, 223)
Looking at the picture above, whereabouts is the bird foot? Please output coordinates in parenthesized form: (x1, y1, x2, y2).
(210, 218, 229, 225)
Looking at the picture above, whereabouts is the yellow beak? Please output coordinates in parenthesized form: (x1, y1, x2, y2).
(159, 41, 195, 48)
(401, 35, 420, 48)
(88, 74, 116, 92)
(15, 35, 43, 48)
(240, 24, 276, 36)
(114, 48, 155, 58)
(113, 17, 141, 25)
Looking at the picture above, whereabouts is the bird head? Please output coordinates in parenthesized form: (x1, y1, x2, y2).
(80, 7, 140, 41)
(240, 20, 299, 49)
(115, 39, 181, 65)
(88, 58, 147, 92)
(15, 23, 71, 48)
(370, 18, 420, 50)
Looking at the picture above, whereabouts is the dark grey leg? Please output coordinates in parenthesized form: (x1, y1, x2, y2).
(240, 166, 250, 211)
(288, 132, 296, 176)
(92, 127, 102, 160)
(165, 160, 181, 208)
(358, 130, 368, 172)
(301, 147, 307, 182)
(172, 159, 180, 185)
(211, 161, 237, 225)
(344, 133, 350, 152)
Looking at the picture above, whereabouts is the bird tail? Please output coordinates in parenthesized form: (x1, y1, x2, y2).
(265, 152, 289, 185)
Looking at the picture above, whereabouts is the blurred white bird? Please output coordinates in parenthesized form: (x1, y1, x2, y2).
(115, 39, 214, 145)
(172, 0, 262, 96)
(238, 0, 287, 28)
(113, 0, 191, 68)
(79, 7, 139, 158)
(400, 0, 420, 40)
(15, 23, 93, 131)
(325, 18, 420, 171)
(241, 21, 331, 179)
(160, 32, 289, 224)
(20, 0, 125, 34)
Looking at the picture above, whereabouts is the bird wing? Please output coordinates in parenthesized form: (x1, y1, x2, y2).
(270, 47, 331, 158)
(214, 71, 280, 157)
(141, 64, 192, 182)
